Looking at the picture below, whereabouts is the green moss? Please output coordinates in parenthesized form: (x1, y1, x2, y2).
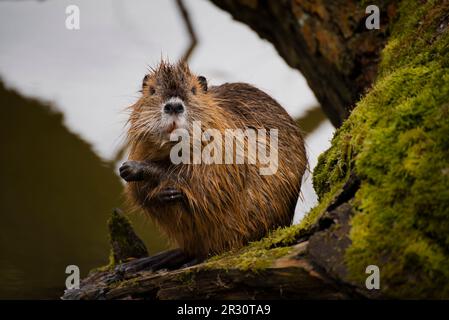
(110, 275, 141, 290)
(313, 131, 354, 200)
(311, 0, 449, 298)
(200, 166, 353, 270)
(203, 227, 300, 271)
(205, 244, 292, 271)
(176, 270, 196, 287)
(202, 190, 342, 271)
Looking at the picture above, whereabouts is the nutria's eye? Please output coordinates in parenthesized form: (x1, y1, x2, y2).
(198, 76, 207, 92)
(191, 86, 197, 95)
(149, 86, 156, 95)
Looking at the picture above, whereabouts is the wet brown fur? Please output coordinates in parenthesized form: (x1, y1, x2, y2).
(125, 61, 307, 259)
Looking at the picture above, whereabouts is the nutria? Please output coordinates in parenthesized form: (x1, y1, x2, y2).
(120, 61, 307, 261)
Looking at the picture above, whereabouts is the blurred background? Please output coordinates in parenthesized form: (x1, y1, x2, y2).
(0, 0, 334, 299)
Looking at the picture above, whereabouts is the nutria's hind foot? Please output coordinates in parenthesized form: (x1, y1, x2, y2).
(116, 249, 199, 274)
(181, 258, 202, 268)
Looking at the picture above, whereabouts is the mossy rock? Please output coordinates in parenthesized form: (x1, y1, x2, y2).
(311, 0, 449, 298)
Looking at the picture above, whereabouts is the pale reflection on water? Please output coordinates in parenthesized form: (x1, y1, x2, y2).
(0, 0, 334, 298)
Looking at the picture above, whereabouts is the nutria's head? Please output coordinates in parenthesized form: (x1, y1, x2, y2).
(128, 61, 210, 157)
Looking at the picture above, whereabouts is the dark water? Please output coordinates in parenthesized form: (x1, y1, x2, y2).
(0, 81, 168, 299)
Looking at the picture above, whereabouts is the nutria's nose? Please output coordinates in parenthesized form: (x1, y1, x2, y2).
(164, 102, 184, 115)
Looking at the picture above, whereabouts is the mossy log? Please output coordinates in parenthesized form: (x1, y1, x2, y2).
(64, 177, 371, 299)
(63, 243, 352, 300)
(64, 0, 449, 299)
(63, 202, 363, 300)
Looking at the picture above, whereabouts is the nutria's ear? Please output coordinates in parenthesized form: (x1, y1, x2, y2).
(142, 74, 149, 88)
(198, 76, 207, 92)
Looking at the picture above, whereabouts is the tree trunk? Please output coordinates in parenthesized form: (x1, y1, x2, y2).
(209, 0, 396, 127)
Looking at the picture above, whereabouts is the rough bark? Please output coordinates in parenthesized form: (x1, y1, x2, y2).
(63, 242, 352, 300)
(209, 0, 395, 127)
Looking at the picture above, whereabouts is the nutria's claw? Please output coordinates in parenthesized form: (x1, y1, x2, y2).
(119, 160, 145, 182)
(157, 187, 184, 202)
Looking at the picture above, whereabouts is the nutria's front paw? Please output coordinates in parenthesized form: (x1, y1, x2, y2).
(119, 161, 146, 182)
(157, 187, 184, 203)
